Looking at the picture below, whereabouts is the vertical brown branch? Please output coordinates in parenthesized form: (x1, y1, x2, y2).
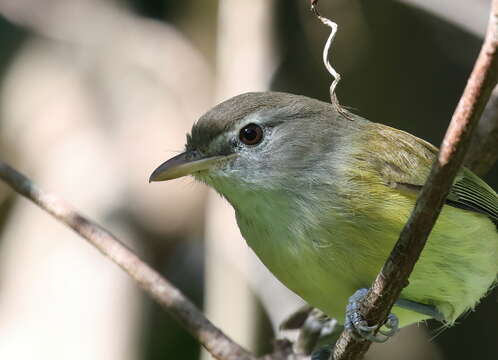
(333, 1, 498, 359)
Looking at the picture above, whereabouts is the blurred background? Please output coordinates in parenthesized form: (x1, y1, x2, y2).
(0, 0, 496, 359)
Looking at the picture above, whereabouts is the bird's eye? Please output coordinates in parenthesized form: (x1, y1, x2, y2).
(239, 124, 263, 145)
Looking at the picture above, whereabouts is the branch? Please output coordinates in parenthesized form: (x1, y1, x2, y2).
(0, 162, 255, 360)
(333, 1, 498, 359)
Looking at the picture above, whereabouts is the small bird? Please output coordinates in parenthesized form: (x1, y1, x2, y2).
(150, 92, 498, 340)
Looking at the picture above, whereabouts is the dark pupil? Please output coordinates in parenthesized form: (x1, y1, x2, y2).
(239, 124, 262, 145)
(242, 127, 258, 141)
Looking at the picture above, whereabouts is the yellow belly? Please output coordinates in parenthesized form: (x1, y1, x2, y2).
(237, 202, 498, 327)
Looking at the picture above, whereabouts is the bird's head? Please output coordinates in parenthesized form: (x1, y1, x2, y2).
(150, 92, 358, 198)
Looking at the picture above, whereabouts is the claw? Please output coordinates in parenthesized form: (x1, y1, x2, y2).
(345, 288, 400, 343)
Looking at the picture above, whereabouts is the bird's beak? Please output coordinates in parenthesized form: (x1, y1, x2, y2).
(149, 151, 236, 182)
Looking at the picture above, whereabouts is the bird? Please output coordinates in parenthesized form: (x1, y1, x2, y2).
(150, 91, 498, 341)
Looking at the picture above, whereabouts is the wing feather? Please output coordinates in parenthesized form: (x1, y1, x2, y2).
(366, 123, 498, 224)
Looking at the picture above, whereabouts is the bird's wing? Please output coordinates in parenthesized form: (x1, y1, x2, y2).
(446, 170, 497, 223)
(367, 123, 498, 224)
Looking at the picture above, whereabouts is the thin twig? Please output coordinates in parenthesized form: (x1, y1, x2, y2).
(0, 162, 255, 360)
(333, 1, 498, 359)
(310, 0, 341, 98)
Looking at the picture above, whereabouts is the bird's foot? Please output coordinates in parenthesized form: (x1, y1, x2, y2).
(345, 288, 399, 343)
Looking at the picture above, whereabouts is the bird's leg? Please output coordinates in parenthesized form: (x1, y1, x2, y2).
(395, 298, 444, 321)
(345, 288, 399, 343)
